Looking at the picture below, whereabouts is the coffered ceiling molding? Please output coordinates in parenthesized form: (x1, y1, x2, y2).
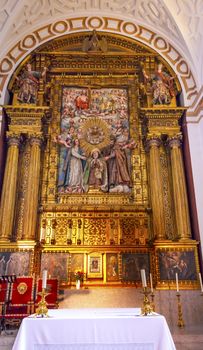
(0, 0, 181, 41)
(1, 1, 203, 77)
(0, 15, 198, 106)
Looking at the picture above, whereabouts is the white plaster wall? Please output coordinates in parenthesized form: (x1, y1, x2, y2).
(187, 116, 203, 259)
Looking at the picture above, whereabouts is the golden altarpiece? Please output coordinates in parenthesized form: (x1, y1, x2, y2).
(0, 31, 200, 290)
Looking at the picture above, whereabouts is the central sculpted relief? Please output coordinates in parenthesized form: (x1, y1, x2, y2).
(56, 87, 136, 194)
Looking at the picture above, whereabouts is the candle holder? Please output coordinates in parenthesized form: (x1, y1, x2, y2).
(150, 292, 155, 312)
(176, 292, 184, 328)
(35, 288, 50, 317)
(141, 287, 153, 316)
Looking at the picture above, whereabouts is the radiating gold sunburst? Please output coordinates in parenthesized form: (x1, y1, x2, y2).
(80, 116, 110, 155)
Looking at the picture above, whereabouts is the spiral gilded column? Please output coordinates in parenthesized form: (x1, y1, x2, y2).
(0, 134, 21, 240)
(168, 135, 191, 240)
(146, 136, 165, 240)
(22, 135, 43, 240)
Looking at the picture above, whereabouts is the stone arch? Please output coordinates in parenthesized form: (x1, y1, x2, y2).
(0, 16, 198, 106)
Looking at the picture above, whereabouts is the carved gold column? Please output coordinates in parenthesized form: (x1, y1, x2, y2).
(0, 134, 21, 240)
(22, 135, 43, 240)
(146, 136, 165, 240)
(168, 135, 191, 240)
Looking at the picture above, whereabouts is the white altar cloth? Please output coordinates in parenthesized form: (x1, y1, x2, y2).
(12, 308, 176, 350)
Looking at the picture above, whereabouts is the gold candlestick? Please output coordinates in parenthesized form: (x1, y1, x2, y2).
(35, 288, 49, 317)
(150, 292, 155, 312)
(176, 292, 185, 328)
(141, 287, 153, 316)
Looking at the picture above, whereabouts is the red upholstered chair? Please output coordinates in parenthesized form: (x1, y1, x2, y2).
(5, 276, 35, 320)
(35, 278, 59, 309)
(0, 282, 8, 316)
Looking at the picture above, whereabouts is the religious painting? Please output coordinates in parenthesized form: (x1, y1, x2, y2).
(106, 253, 119, 282)
(121, 253, 150, 283)
(87, 253, 103, 278)
(0, 251, 32, 277)
(157, 248, 197, 281)
(70, 253, 84, 281)
(41, 252, 69, 282)
(56, 87, 136, 194)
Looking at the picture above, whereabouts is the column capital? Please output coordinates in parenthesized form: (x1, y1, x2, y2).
(7, 133, 21, 147)
(167, 134, 182, 149)
(28, 134, 44, 147)
(145, 135, 162, 150)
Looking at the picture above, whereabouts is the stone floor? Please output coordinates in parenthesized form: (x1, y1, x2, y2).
(1, 287, 203, 349)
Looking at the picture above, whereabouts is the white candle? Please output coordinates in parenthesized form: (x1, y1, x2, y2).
(141, 269, 147, 288)
(42, 270, 47, 289)
(150, 273, 153, 293)
(199, 272, 203, 292)
(175, 272, 179, 292)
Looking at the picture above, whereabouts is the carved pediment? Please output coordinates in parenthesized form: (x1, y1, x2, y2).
(37, 31, 154, 56)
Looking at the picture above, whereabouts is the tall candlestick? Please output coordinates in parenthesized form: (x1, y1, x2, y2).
(199, 272, 203, 293)
(175, 272, 179, 292)
(42, 269, 47, 289)
(150, 273, 153, 293)
(141, 269, 147, 288)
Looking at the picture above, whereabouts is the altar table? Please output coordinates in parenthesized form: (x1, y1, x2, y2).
(12, 308, 176, 350)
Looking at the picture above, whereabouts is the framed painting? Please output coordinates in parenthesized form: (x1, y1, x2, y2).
(41, 252, 69, 282)
(0, 251, 33, 277)
(121, 253, 150, 283)
(156, 246, 199, 289)
(106, 253, 119, 282)
(87, 253, 103, 278)
(157, 248, 197, 281)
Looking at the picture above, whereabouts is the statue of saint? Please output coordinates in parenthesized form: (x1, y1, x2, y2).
(15, 63, 47, 104)
(140, 61, 176, 105)
(83, 148, 108, 193)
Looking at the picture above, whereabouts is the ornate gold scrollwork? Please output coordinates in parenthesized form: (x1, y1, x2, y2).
(17, 282, 28, 295)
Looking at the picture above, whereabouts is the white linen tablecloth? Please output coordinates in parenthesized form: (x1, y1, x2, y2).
(12, 308, 176, 350)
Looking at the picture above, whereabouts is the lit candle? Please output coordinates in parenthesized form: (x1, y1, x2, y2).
(141, 269, 147, 288)
(199, 272, 203, 292)
(42, 270, 47, 289)
(175, 272, 179, 292)
(150, 273, 153, 293)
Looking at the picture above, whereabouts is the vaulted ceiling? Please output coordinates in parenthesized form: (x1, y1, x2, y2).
(0, 0, 203, 105)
